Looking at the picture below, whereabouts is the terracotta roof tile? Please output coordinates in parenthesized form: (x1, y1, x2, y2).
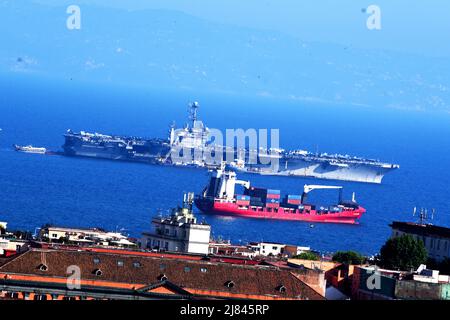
(0, 249, 323, 299)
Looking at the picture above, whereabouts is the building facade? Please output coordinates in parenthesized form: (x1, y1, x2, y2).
(38, 226, 136, 248)
(249, 242, 310, 257)
(351, 265, 450, 300)
(140, 195, 211, 255)
(390, 221, 450, 262)
(0, 222, 28, 257)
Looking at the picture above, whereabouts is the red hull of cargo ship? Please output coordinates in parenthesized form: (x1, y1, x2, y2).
(195, 198, 365, 224)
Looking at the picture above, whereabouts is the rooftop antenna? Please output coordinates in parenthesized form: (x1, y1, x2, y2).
(188, 101, 200, 127)
(414, 207, 434, 225)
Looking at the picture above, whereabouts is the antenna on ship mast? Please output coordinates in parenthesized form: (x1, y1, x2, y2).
(188, 101, 200, 127)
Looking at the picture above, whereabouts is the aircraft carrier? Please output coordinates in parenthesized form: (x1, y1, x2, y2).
(62, 102, 399, 183)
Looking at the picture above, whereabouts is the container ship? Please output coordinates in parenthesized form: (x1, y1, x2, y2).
(194, 167, 365, 224)
(61, 102, 399, 184)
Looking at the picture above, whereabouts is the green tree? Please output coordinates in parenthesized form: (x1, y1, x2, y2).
(293, 251, 320, 261)
(332, 251, 365, 265)
(379, 234, 428, 271)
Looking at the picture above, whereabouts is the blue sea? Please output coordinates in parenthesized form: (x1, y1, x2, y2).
(1, 75, 449, 255)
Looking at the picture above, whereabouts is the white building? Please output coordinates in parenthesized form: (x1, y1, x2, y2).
(249, 242, 311, 257)
(208, 241, 256, 258)
(38, 226, 136, 247)
(0, 222, 28, 256)
(140, 193, 211, 255)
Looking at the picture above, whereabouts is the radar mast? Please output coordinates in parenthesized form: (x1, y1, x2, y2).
(188, 101, 200, 127)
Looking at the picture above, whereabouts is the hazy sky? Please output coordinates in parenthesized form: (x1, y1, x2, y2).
(33, 0, 450, 57)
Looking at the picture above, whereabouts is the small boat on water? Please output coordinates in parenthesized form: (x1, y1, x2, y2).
(13, 144, 47, 154)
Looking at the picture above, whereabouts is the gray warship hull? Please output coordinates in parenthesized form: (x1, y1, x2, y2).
(243, 156, 397, 183)
(63, 131, 171, 163)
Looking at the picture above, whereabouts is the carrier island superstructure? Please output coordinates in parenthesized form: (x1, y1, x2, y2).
(62, 102, 399, 184)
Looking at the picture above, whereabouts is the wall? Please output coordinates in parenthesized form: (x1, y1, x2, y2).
(392, 229, 450, 262)
(395, 280, 441, 300)
(291, 268, 326, 297)
(441, 284, 450, 300)
(186, 226, 210, 255)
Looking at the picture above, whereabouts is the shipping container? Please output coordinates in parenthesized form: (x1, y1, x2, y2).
(244, 187, 268, 198)
(250, 197, 264, 207)
(282, 203, 299, 209)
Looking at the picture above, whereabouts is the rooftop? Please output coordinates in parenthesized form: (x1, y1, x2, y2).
(0, 248, 324, 300)
(391, 221, 450, 239)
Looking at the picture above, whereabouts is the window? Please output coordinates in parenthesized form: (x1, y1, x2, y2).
(277, 285, 287, 293)
(200, 267, 207, 273)
(93, 258, 100, 264)
(158, 274, 168, 281)
(225, 280, 235, 288)
(184, 266, 191, 272)
(10, 292, 19, 299)
(52, 233, 58, 238)
(93, 269, 103, 276)
(160, 263, 166, 270)
(117, 260, 124, 267)
(133, 262, 141, 268)
(38, 264, 48, 271)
